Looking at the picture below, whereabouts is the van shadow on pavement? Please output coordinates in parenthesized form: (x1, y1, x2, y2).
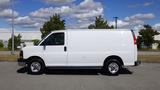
(17, 67, 132, 75)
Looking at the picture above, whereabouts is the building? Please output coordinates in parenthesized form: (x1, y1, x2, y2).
(0, 30, 41, 48)
(152, 34, 160, 49)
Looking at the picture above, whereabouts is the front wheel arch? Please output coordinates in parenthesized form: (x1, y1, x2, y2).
(27, 56, 46, 67)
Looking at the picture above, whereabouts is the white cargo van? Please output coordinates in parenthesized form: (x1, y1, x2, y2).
(18, 29, 140, 75)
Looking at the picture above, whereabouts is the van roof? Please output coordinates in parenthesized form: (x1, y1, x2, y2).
(51, 29, 131, 33)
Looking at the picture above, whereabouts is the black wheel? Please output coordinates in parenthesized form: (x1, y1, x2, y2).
(103, 59, 121, 75)
(27, 58, 45, 74)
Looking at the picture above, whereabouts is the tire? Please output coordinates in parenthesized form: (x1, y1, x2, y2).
(103, 59, 121, 75)
(27, 58, 45, 74)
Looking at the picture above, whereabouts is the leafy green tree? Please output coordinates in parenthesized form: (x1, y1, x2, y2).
(88, 15, 114, 29)
(32, 39, 40, 46)
(88, 24, 95, 29)
(40, 14, 65, 38)
(8, 34, 21, 50)
(137, 36, 143, 49)
(137, 25, 159, 49)
(0, 41, 3, 48)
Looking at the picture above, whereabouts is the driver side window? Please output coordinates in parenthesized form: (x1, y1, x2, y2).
(41, 32, 64, 46)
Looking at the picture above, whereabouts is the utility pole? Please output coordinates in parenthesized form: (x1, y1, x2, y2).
(11, 0, 14, 55)
(113, 17, 118, 29)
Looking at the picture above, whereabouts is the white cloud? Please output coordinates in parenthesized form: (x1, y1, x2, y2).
(21, 23, 41, 28)
(153, 23, 160, 31)
(13, 16, 35, 25)
(67, 19, 94, 29)
(125, 13, 155, 21)
(0, 0, 10, 10)
(128, 2, 153, 8)
(30, 6, 72, 18)
(79, 0, 102, 9)
(73, 0, 103, 19)
(6, 16, 40, 28)
(29, 0, 104, 29)
(0, 9, 19, 18)
(73, 8, 103, 19)
(67, 22, 92, 29)
(124, 13, 155, 26)
(143, 2, 153, 6)
(108, 13, 155, 29)
(109, 20, 129, 28)
(0, 0, 10, 4)
(68, 0, 103, 29)
(43, 0, 75, 4)
(32, 18, 48, 23)
(133, 25, 144, 30)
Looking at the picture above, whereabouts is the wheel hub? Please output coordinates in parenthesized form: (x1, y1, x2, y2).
(108, 62, 119, 74)
(30, 62, 41, 72)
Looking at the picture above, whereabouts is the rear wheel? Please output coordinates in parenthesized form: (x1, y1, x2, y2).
(27, 58, 45, 74)
(104, 59, 121, 75)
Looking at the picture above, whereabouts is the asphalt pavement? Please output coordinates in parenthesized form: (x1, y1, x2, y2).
(0, 62, 160, 90)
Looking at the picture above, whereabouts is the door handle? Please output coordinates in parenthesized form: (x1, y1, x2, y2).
(64, 46, 67, 52)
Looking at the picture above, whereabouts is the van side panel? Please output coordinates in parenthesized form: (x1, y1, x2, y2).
(67, 30, 135, 66)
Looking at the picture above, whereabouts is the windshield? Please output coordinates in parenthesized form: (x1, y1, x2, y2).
(39, 32, 64, 46)
(37, 35, 48, 46)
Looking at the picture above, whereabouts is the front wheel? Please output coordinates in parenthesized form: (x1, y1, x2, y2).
(27, 58, 45, 74)
(103, 59, 121, 75)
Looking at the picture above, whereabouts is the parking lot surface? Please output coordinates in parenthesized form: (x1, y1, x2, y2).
(0, 62, 160, 90)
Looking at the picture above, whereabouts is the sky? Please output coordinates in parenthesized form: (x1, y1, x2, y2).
(0, 0, 160, 32)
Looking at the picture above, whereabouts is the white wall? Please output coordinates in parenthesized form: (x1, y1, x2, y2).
(0, 30, 41, 47)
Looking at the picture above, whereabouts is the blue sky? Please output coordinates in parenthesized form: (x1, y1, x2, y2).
(0, 0, 160, 31)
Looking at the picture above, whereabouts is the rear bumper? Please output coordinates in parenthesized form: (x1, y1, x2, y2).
(134, 61, 141, 66)
(18, 58, 27, 66)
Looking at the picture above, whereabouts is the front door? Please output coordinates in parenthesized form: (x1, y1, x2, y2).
(40, 32, 67, 66)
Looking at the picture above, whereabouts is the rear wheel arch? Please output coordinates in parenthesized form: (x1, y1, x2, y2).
(103, 55, 124, 67)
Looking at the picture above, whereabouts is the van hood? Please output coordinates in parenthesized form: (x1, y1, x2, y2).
(22, 46, 43, 53)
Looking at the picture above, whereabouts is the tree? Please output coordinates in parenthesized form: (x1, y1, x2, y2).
(88, 15, 114, 29)
(137, 36, 143, 49)
(0, 41, 3, 48)
(40, 14, 65, 38)
(88, 24, 95, 29)
(32, 39, 40, 46)
(137, 25, 159, 49)
(8, 34, 21, 50)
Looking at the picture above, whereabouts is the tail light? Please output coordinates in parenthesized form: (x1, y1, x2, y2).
(131, 30, 137, 45)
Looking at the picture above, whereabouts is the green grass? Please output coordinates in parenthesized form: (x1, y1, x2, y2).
(0, 48, 21, 51)
(138, 48, 160, 52)
(138, 55, 160, 63)
(0, 54, 19, 62)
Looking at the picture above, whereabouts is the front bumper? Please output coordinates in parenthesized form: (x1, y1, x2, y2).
(18, 58, 27, 66)
(18, 50, 26, 66)
(134, 61, 141, 66)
